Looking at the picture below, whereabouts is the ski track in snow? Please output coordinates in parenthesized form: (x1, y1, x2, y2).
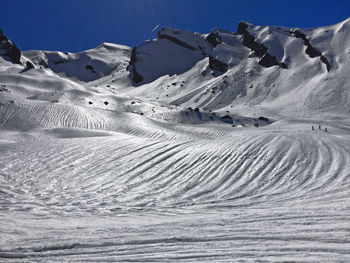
(1, 118, 350, 262)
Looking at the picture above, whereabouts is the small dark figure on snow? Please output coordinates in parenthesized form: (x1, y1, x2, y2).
(325, 127, 328, 132)
(319, 124, 321, 130)
(312, 125, 314, 130)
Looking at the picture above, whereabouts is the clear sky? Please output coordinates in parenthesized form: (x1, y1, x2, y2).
(1, 0, 350, 52)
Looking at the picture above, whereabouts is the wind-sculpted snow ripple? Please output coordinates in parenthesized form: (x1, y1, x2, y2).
(1, 132, 348, 210)
(1, 126, 350, 261)
(0, 102, 233, 140)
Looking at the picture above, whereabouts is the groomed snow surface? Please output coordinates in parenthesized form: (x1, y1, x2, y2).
(1, 19, 350, 262)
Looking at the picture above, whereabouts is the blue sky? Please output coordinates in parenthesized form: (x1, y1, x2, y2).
(1, 0, 350, 52)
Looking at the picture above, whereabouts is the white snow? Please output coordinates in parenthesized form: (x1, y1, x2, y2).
(22, 43, 131, 82)
(1, 18, 350, 262)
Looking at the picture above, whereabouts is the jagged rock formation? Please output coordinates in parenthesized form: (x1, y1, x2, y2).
(25, 61, 34, 69)
(127, 47, 144, 83)
(205, 32, 222, 47)
(127, 28, 207, 85)
(237, 22, 287, 69)
(208, 55, 228, 73)
(291, 29, 331, 71)
(0, 28, 21, 64)
(205, 31, 229, 73)
(158, 31, 197, 51)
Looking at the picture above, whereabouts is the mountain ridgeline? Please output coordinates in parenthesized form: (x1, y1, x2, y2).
(127, 20, 337, 85)
(2, 18, 350, 263)
(1, 18, 350, 120)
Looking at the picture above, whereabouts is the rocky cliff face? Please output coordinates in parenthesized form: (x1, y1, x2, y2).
(237, 22, 287, 69)
(290, 29, 331, 71)
(127, 22, 294, 85)
(1, 18, 350, 120)
(127, 47, 144, 83)
(0, 28, 21, 64)
(127, 18, 345, 86)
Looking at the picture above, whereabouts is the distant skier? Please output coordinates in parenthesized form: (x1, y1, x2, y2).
(319, 124, 321, 130)
(312, 125, 314, 130)
(325, 127, 328, 132)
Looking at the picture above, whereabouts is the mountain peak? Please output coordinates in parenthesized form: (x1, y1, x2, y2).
(0, 28, 21, 64)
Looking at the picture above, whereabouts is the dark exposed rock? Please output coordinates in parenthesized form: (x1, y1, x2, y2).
(0, 33, 7, 42)
(158, 31, 197, 51)
(104, 101, 109, 105)
(53, 60, 65, 65)
(305, 45, 321, 58)
(0, 85, 10, 92)
(259, 53, 279, 67)
(85, 64, 96, 73)
(206, 32, 221, 47)
(127, 47, 144, 83)
(0, 28, 21, 64)
(237, 22, 249, 35)
(242, 33, 267, 57)
(292, 30, 322, 57)
(209, 55, 228, 73)
(25, 61, 34, 70)
(320, 55, 331, 71)
(258, 116, 269, 121)
(237, 22, 286, 69)
(279, 62, 287, 69)
(291, 29, 331, 71)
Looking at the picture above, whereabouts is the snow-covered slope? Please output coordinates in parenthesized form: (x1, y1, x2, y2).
(125, 19, 350, 120)
(22, 43, 131, 82)
(1, 18, 350, 262)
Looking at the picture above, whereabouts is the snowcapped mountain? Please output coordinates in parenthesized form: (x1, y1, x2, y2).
(2, 18, 350, 123)
(22, 43, 131, 82)
(1, 19, 350, 262)
(125, 18, 350, 120)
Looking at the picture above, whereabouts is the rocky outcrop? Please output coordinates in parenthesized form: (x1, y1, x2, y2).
(209, 55, 228, 73)
(85, 64, 96, 73)
(320, 56, 331, 71)
(25, 61, 34, 69)
(127, 47, 143, 83)
(260, 53, 287, 68)
(237, 22, 286, 69)
(291, 30, 331, 71)
(158, 31, 197, 51)
(206, 32, 221, 47)
(206, 31, 228, 73)
(0, 28, 21, 64)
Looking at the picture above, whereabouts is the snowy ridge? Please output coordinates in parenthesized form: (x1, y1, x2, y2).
(1, 18, 350, 262)
(22, 43, 131, 82)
